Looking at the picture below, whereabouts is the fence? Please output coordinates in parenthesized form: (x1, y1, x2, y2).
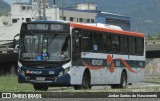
(145, 58, 160, 83)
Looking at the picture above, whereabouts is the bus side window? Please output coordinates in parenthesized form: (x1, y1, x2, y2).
(136, 37, 144, 56)
(129, 37, 136, 55)
(124, 36, 128, 55)
(120, 35, 125, 54)
(103, 33, 111, 53)
(72, 29, 81, 55)
(82, 30, 92, 52)
(92, 32, 102, 52)
(111, 35, 119, 54)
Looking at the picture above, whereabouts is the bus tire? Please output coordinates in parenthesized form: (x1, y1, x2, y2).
(33, 84, 48, 91)
(81, 70, 91, 89)
(73, 85, 81, 90)
(111, 84, 119, 89)
(120, 71, 127, 88)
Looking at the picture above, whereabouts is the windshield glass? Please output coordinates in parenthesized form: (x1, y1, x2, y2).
(20, 34, 70, 61)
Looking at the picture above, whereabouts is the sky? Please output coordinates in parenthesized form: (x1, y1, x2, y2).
(4, 0, 29, 5)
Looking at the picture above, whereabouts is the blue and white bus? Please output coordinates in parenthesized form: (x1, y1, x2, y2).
(18, 21, 145, 91)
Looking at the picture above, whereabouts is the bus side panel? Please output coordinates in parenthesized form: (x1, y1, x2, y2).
(94, 70, 101, 84)
(100, 68, 107, 84)
(90, 69, 97, 85)
(126, 69, 136, 83)
(114, 68, 123, 84)
(135, 68, 145, 82)
(70, 66, 85, 85)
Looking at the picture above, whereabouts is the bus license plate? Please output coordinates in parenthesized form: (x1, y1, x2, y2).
(36, 77, 45, 81)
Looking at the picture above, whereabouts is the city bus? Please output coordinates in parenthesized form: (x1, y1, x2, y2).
(17, 21, 145, 91)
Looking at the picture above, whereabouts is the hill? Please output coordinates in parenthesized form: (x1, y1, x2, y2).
(0, 0, 11, 15)
(0, 0, 160, 35)
(65, 0, 160, 35)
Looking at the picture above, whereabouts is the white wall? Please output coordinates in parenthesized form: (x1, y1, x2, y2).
(0, 16, 3, 26)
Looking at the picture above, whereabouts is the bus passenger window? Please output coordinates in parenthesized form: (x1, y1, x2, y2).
(103, 33, 111, 53)
(111, 35, 119, 54)
(129, 37, 136, 55)
(82, 30, 92, 52)
(124, 36, 128, 54)
(120, 36, 125, 54)
(136, 37, 144, 55)
(92, 32, 102, 52)
(72, 29, 81, 54)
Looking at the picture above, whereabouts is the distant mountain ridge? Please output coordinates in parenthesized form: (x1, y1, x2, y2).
(65, 0, 160, 35)
(0, 0, 10, 15)
(0, 0, 160, 35)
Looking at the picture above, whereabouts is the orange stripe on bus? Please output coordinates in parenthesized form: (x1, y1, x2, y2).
(82, 60, 103, 70)
(70, 22, 144, 38)
(81, 56, 144, 73)
(116, 58, 144, 73)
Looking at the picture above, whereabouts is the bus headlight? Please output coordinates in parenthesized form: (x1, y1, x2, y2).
(18, 61, 22, 73)
(58, 67, 70, 77)
(58, 71, 64, 77)
(18, 61, 25, 76)
(64, 67, 70, 74)
(18, 61, 22, 68)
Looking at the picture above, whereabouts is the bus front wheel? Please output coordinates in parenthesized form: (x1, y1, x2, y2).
(74, 70, 91, 90)
(81, 71, 91, 89)
(33, 84, 48, 91)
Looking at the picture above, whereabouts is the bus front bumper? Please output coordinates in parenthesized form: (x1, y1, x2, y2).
(18, 65, 71, 86)
(18, 73, 71, 86)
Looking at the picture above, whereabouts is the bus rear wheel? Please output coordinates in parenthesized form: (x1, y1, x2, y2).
(73, 85, 81, 90)
(33, 84, 48, 91)
(120, 72, 127, 88)
(111, 84, 119, 89)
(111, 72, 127, 89)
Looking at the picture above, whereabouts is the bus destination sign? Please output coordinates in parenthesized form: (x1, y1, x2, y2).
(51, 24, 63, 31)
(27, 24, 65, 31)
(27, 24, 48, 30)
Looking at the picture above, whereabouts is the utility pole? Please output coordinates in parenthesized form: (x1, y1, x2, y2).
(62, 0, 64, 20)
(38, 0, 46, 20)
(42, 0, 46, 20)
(38, 0, 42, 20)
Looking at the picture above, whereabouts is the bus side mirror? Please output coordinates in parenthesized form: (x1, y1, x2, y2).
(75, 38, 80, 48)
(13, 33, 19, 48)
(13, 39, 16, 48)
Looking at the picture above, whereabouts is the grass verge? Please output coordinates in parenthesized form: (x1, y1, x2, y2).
(0, 75, 160, 92)
(0, 75, 34, 92)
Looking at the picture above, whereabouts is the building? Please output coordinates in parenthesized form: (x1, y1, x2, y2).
(97, 12, 130, 31)
(0, 1, 59, 46)
(0, 16, 3, 26)
(0, 1, 130, 46)
(0, 0, 131, 70)
(59, 8, 97, 23)
(59, 3, 130, 31)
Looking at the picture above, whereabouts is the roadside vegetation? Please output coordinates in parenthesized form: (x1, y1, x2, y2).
(0, 75, 34, 92)
(0, 75, 160, 92)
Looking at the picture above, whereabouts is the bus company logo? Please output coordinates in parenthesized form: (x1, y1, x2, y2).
(106, 55, 115, 73)
(2, 93, 11, 98)
(92, 60, 103, 66)
(30, 71, 42, 74)
(49, 71, 55, 75)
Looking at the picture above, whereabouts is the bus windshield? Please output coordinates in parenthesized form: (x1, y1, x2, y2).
(20, 33, 70, 61)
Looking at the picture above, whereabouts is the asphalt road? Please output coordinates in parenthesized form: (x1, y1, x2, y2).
(46, 82, 160, 92)
(1, 82, 160, 101)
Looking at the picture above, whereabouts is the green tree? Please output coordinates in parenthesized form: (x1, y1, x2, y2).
(155, 32, 160, 40)
(147, 34, 153, 40)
